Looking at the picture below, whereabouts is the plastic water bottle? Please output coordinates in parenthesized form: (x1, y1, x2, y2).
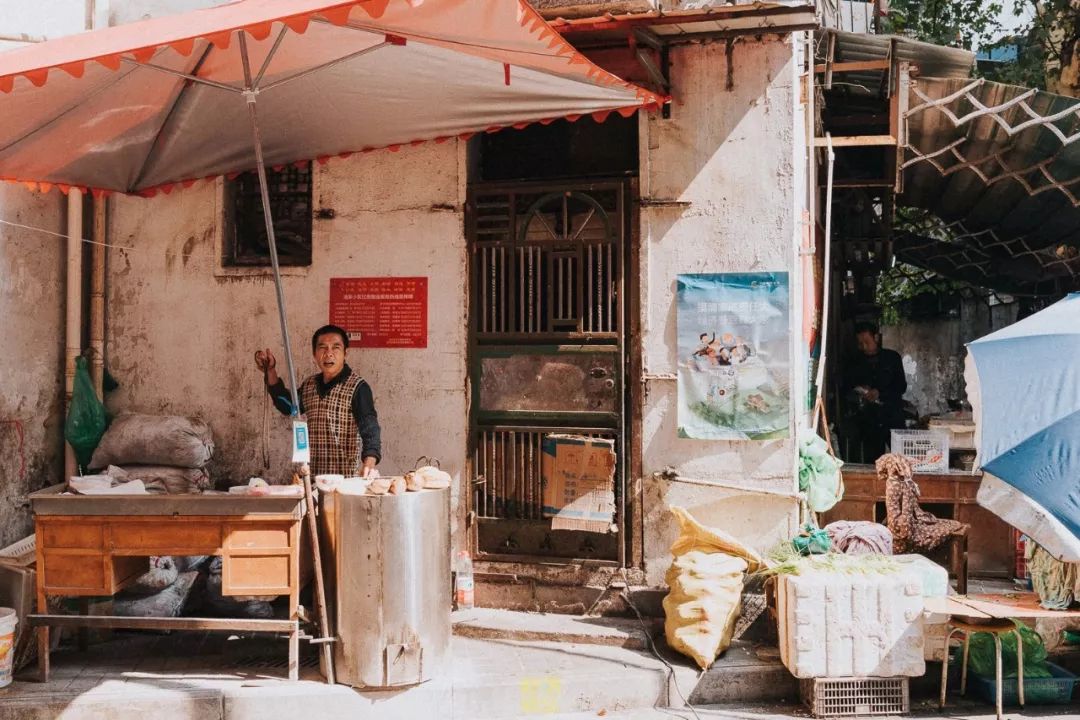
(454, 550, 474, 610)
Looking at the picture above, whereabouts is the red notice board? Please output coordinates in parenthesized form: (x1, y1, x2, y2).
(329, 277, 428, 348)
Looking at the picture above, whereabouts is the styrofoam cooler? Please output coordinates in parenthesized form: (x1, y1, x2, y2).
(777, 569, 925, 678)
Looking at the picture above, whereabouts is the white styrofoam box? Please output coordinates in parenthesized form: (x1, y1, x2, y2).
(892, 554, 949, 597)
(777, 569, 926, 678)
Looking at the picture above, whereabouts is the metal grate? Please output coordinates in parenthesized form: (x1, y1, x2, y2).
(225, 652, 319, 670)
(473, 427, 616, 522)
(800, 677, 909, 718)
(471, 188, 620, 338)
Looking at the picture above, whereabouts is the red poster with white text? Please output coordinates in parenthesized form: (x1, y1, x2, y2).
(329, 277, 427, 349)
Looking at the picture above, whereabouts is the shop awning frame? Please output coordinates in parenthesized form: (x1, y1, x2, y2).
(898, 76, 1080, 295)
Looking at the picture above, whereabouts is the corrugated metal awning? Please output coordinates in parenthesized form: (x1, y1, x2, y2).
(817, 29, 974, 95)
(897, 77, 1080, 296)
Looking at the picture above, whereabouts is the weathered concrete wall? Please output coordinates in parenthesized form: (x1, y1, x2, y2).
(883, 300, 1019, 416)
(0, 187, 66, 547)
(0, 0, 91, 51)
(0, 0, 95, 546)
(106, 143, 470, 550)
(107, 0, 228, 25)
(638, 37, 804, 585)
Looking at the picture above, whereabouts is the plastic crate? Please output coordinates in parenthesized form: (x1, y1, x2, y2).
(0, 534, 34, 567)
(891, 429, 950, 473)
(800, 677, 909, 718)
(968, 662, 1078, 706)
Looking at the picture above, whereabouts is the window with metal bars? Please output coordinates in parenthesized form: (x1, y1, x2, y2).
(224, 164, 313, 266)
(470, 186, 622, 341)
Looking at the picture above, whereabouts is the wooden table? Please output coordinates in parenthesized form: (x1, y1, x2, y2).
(28, 486, 307, 682)
(925, 593, 1080, 621)
(823, 464, 1015, 577)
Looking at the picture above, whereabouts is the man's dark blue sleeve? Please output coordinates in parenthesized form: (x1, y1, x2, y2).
(266, 379, 303, 416)
(352, 382, 382, 463)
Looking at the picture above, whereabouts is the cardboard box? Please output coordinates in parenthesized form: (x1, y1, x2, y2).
(541, 434, 616, 533)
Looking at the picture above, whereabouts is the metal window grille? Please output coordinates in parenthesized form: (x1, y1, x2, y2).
(472, 427, 618, 522)
(225, 164, 313, 266)
(471, 187, 621, 339)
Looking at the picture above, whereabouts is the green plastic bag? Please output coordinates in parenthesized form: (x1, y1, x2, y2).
(798, 432, 844, 513)
(792, 523, 831, 556)
(64, 356, 108, 471)
(966, 623, 1052, 678)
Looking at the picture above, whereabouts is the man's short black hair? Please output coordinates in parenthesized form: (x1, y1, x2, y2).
(311, 324, 349, 352)
(854, 321, 879, 337)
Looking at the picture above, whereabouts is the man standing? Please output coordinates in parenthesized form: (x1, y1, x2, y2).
(255, 324, 381, 477)
(844, 322, 907, 460)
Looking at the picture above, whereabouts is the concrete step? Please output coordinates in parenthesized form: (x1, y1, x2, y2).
(452, 607, 658, 649)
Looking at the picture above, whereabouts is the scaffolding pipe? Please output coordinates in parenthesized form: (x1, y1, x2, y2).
(90, 199, 106, 397)
(813, 134, 835, 432)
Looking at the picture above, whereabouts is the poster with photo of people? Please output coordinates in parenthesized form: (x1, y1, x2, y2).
(676, 272, 790, 440)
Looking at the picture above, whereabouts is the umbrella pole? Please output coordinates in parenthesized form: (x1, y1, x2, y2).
(245, 96, 301, 417)
(243, 91, 337, 686)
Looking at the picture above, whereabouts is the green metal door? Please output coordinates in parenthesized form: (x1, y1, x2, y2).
(466, 180, 630, 564)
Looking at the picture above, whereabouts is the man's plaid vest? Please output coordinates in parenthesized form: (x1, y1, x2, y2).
(300, 372, 363, 476)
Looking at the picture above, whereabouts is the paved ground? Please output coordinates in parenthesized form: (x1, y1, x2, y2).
(0, 615, 1075, 719)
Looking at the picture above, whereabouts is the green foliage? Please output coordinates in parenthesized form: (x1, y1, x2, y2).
(884, 0, 1004, 48)
(875, 263, 969, 325)
(979, 33, 1048, 89)
(1011, 0, 1080, 92)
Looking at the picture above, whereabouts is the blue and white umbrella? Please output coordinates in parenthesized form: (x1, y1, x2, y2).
(965, 293, 1080, 561)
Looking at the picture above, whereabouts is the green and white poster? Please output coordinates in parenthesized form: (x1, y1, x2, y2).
(677, 272, 790, 440)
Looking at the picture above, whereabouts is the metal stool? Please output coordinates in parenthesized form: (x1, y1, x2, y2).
(939, 616, 1024, 720)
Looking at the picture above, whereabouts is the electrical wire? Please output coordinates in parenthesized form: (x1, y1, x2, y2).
(619, 581, 703, 720)
(0, 216, 218, 263)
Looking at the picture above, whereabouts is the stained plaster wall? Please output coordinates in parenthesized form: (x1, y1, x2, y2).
(638, 37, 806, 585)
(881, 300, 1019, 417)
(0, 188, 66, 547)
(105, 142, 470, 550)
(0, 2, 87, 546)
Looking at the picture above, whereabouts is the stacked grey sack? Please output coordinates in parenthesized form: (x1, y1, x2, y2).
(89, 413, 214, 493)
(89, 413, 216, 618)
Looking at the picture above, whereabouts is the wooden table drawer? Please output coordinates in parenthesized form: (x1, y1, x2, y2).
(40, 522, 104, 549)
(108, 522, 221, 553)
(222, 554, 292, 596)
(41, 552, 148, 595)
(225, 523, 291, 550)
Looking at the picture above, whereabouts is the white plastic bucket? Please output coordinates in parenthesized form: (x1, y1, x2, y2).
(0, 607, 16, 688)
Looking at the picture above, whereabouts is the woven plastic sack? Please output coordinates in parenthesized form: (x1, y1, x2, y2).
(798, 432, 844, 513)
(89, 413, 213, 469)
(64, 356, 108, 471)
(127, 557, 179, 596)
(966, 623, 1052, 678)
(663, 506, 763, 670)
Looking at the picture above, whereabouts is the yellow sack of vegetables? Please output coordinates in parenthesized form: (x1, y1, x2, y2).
(663, 506, 764, 670)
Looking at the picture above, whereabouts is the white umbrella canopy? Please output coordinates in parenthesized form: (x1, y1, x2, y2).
(0, 0, 662, 195)
(965, 293, 1080, 562)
